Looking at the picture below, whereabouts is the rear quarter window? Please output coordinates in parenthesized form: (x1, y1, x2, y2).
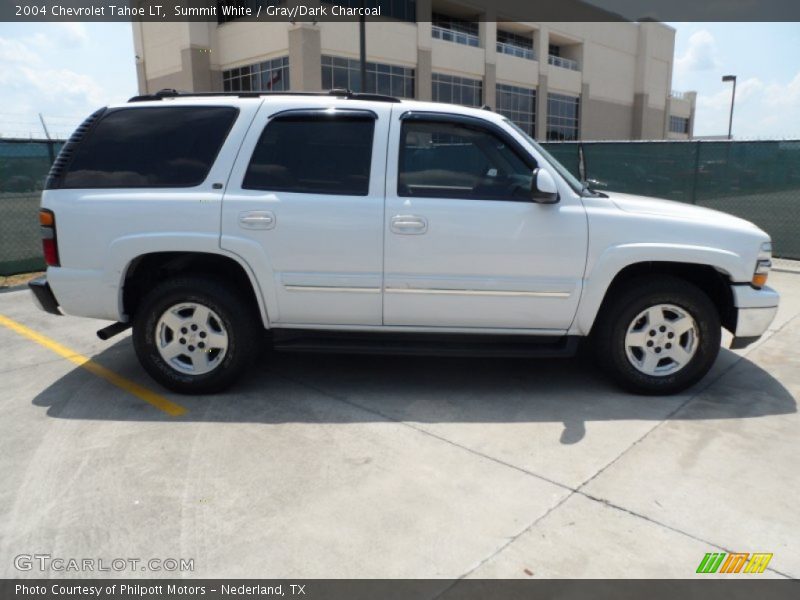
(61, 106, 238, 188)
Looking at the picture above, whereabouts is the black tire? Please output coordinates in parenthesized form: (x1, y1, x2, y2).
(132, 276, 260, 394)
(593, 275, 721, 395)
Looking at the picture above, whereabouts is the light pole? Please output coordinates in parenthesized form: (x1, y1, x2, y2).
(722, 75, 737, 140)
(359, 15, 367, 93)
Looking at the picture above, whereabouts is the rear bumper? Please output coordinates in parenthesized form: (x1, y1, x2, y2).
(28, 277, 61, 316)
(729, 284, 779, 348)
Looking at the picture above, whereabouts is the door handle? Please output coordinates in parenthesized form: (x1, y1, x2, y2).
(239, 211, 276, 230)
(391, 215, 428, 235)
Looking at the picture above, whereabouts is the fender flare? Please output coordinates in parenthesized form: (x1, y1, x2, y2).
(107, 233, 273, 327)
(571, 243, 743, 336)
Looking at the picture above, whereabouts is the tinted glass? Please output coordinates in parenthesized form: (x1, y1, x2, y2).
(62, 107, 237, 188)
(243, 115, 375, 196)
(399, 120, 533, 200)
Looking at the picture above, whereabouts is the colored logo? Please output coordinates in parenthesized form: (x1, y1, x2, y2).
(696, 552, 773, 574)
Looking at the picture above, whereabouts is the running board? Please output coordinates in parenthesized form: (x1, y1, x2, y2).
(271, 330, 580, 358)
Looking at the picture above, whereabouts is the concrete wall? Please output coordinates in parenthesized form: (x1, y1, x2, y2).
(582, 97, 634, 140)
(214, 21, 289, 69)
(289, 25, 322, 92)
(431, 39, 485, 78)
(320, 21, 417, 65)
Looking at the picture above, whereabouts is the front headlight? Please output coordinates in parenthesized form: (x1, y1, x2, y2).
(752, 241, 772, 288)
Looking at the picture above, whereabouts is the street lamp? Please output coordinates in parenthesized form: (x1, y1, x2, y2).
(722, 75, 737, 140)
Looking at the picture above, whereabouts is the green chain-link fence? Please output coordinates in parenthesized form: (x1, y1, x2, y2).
(1, 139, 63, 276)
(1, 138, 799, 276)
(542, 140, 800, 260)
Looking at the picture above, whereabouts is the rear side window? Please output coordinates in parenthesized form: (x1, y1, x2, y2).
(243, 114, 375, 196)
(61, 107, 238, 188)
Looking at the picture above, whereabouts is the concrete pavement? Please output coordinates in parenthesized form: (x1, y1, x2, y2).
(0, 270, 798, 579)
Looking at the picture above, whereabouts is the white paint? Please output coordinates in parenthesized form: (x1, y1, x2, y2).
(39, 96, 777, 344)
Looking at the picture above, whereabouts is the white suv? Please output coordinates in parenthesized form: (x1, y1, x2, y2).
(29, 90, 779, 395)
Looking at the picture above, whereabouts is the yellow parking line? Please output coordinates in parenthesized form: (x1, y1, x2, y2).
(0, 313, 187, 417)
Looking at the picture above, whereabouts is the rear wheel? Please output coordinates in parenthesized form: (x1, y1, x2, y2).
(133, 276, 260, 394)
(593, 276, 721, 395)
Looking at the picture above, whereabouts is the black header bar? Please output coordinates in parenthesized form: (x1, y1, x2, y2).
(4, 0, 800, 23)
(3, 579, 800, 600)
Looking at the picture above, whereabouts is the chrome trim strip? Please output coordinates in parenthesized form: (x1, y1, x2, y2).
(284, 285, 381, 294)
(384, 288, 571, 298)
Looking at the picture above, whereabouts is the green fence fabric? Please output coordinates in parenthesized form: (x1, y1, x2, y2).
(0, 140, 63, 276)
(542, 140, 800, 259)
(1, 138, 798, 276)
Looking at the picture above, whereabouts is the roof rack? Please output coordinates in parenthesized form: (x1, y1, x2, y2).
(128, 88, 401, 103)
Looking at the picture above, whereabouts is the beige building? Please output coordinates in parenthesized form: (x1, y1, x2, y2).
(132, 0, 696, 140)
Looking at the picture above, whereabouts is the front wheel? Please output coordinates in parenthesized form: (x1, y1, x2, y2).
(593, 276, 721, 395)
(133, 276, 260, 394)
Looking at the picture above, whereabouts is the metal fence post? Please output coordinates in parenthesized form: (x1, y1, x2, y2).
(691, 141, 701, 205)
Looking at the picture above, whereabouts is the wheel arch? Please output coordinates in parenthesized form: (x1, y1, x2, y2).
(575, 255, 737, 336)
(121, 251, 269, 328)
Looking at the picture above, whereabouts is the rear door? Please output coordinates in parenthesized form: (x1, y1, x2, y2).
(382, 112, 588, 331)
(221, 101, 390, 326)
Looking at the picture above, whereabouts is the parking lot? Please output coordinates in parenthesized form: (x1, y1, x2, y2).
(1, 267, 798, 580)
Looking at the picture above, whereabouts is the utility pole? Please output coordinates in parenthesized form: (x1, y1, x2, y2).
(359, 14, 367, 93)
(38, 113, 52, 140)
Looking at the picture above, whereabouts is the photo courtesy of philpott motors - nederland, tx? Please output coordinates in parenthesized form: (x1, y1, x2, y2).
(15, 583, 223, 597)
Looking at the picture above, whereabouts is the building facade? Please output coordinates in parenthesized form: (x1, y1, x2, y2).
(132, 1, 696, 140)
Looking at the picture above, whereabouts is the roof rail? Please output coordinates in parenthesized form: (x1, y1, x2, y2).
(128, 88, 401, 103)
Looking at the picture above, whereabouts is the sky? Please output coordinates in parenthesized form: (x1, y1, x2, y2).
(0, 22, 136, 139)
(0, 21, 798, 140)
(668, 22, 800, 139)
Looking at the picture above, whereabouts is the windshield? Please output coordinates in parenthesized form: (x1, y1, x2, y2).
(503, 119, 584, 194)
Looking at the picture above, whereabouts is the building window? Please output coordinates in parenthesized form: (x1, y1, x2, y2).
(432, 13, 480, 47)
(496, 30, 535, 60)
(321, 56, 414, 98)
(496, 84, 536, 137)
(547, 93, 580, 141)
(670, 115, 690, 134)
(223, 56, 289, 92)
(432, 73, 482, 107)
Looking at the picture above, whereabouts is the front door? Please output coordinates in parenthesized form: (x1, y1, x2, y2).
(383, 112, 587, 331)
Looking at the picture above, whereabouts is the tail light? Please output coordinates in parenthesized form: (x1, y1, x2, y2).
(39, 209, 60, 267)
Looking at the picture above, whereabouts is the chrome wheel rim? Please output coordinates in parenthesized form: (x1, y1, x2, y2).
(155, 302, 228, 375)
(624, 303, 698, 376)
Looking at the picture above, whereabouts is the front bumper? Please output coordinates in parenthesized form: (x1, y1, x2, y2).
(729, 284, 779, 349)
(28, 277, 61, 316)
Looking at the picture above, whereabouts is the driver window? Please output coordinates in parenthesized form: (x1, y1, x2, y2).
(398, 120, 534, 200)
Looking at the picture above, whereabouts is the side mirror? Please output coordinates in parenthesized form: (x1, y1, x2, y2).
(531, 168, 559, 204)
